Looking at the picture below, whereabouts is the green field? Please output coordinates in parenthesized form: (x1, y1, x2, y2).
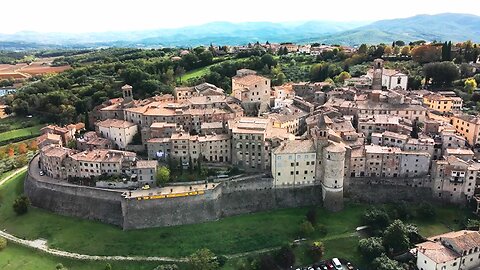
(0, 116, 41, 130)
(0, 171, 369, 259)
(0, 243, 165, 270)
(0, 124, 43, 143)
(180, 66, 211, 82)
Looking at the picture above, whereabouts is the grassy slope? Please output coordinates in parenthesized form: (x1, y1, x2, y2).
(0, 243, 162, 270)
(0, 125, 43, 143)
(0, 171, 368, 258)
(180, 66, 210, 81)
(0, 171, 470, 269)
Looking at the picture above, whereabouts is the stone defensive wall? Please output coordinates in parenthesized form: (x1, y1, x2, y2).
(24, 155, 324, 229)
(344, 177, 434, 203)
(25, 155, 442, 229)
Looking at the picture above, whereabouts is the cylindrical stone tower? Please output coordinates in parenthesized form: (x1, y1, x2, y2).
(322, 143, 346, 212)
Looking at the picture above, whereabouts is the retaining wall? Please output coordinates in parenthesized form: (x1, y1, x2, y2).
(26, 157, 449, 229)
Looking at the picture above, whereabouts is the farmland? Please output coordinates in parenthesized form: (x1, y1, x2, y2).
(0, 57, 70, 79)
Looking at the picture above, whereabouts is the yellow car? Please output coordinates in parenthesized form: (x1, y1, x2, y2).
(141, 184, 150, 190)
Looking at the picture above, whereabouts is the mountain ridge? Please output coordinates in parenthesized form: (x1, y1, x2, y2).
(0, 13, 479, 49)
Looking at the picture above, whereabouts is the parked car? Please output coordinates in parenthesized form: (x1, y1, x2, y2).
(39, 171, 44, 176)
(332, 258, 342, 270)
(326, 262, 334, 269)
(346, 262, 354, 270)
(141, 184, 150, 190)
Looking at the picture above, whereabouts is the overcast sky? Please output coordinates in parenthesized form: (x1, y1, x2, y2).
(2, 0, 479, 33)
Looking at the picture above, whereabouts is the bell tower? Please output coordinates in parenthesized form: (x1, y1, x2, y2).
(122, 84, 134, 103)
(372, 59, 384, 90)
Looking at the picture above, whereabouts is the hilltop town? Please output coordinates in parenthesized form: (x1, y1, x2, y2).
(1, 40, 480, 270)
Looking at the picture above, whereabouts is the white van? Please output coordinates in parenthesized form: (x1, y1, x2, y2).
(332, 258, 342, 270)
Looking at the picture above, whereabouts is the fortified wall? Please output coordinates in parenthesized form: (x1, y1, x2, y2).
(25, 158, 442, 230)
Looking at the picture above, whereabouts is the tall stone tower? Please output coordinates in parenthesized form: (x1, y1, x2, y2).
(122, 84, 134, 104)
(321, 142, 346, 212)
(372, 59, 384, 90)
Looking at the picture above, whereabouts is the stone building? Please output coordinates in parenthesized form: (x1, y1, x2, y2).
(367, 59, 408, 90)
(431, 155, 480, 203)
(271, 139, 316, 187)
(232, 69, 271, 114)
(95, 119, 138, 150)
(416, 230, 480, 270)
(229, 117, 294, 171)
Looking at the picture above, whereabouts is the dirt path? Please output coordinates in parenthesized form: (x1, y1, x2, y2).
(0, 166, 27, 186)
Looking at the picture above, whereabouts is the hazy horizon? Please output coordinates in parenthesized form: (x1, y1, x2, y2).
(1, 0, 479, 34)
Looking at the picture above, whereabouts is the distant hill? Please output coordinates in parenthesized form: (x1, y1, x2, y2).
(0, 13, 479, 49)
(314, 13, 480, 45)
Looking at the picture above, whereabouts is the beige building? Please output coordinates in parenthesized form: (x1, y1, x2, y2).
(416, 230, 480, 270)
(173, 83, 224, 101)
(232, 70, 271, 106)
(147, 132, 231, 166)
(362, 145, 430, 178)
(96, 119, 138, 150)
(358, 115, 411, 137)
(39, 145, 72, 179)
(431, 155, 479, 203)
(36, 133, 63, 149)
(451, 114, 480, 146)
(272, 139, 316, 187)
(229, 117, 294, 171)
(423, 94, 463, 114)
(76, 131, 112, 151)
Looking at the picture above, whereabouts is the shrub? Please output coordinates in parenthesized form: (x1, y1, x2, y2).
(300, 220, 315, 236)
(0, 236, 7, 251)
(13, 195, 29, 215)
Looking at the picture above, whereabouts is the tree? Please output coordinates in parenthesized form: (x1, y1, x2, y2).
(300, 220, 315, 236)
(371, 254, 403, 270)
(187, 248, 219, 270)
(335, 71, 351, 84)
(156, 166, 171, 186)
(358, 44, 368, 54)
(465, 78, 478, 94)
(382, 220, 410, 254)
(275, 245, 296, 268)
(104, 263, 112, 270)
(309, 241, 325, 261)
(0, 236, 7, 251)
(260, 54, 276, 69)
(423, 61, 459, 86)
(358, 237, 385, 261)
(411, 45, 441, 63)
(306, 208, 317, 225)
(13, 195, 30, 215)
(384, 46, 393, 55)
(362, 208, 390, 232)
(7, 146, 14, 157)
(400, 46, 410, 56)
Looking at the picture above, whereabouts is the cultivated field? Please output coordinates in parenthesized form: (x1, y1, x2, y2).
(0, 57, 70, 79)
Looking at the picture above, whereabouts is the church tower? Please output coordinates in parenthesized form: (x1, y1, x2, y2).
(372, 59, 384, 90)
(122, 84, 134, 104)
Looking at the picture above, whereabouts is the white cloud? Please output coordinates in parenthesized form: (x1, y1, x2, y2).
(2, 0, 479, 33)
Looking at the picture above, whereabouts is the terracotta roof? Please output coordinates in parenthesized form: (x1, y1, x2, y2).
(96, 119, 136, 129)
(417, 241, 460, 264)
(233, 74, 268, 86)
